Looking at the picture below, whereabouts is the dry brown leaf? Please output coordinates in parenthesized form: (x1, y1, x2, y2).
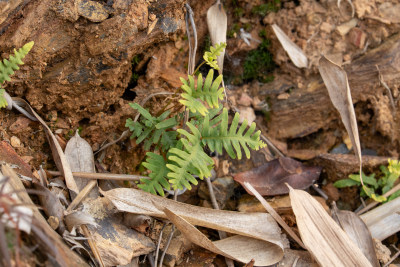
(207, 0, 227, 72)
(289, 186, 372, 267)
(65, 131, 98, 197)
(331, 203, 379, 267)
(360, 196, 400, 241)
(318, 56, 362, 181)
(11, 98, 79, 196)
(160, 206, 283, 265)
(101, 188, 286, 256)
(272, 24, 308, 68)
(234, 157, 321, 196)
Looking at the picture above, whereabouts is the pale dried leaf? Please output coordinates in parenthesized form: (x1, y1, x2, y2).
(331, 203, 379, 267)
(64, 211, 99, 232)
(207, 0, 227, 72)
(101, 188, 286, 252)
(360, 196, 400, 241)
(272, 24, 308, 68)
(289, 186, 372, 267)
(161, 206, 283, 265)
(318, 56, 362, 179)
(65, 131, 97, 197)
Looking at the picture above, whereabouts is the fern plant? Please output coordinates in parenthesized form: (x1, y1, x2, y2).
(127, 42, 266, 196)
(0, 42, 34, 108)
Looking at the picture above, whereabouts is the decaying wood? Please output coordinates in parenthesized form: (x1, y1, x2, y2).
(263, 33, 400, 141)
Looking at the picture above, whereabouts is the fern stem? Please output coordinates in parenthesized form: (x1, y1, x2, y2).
(193, 61, 206, 75)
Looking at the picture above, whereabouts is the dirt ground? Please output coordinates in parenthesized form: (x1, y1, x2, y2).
(1, 0, 400, 265)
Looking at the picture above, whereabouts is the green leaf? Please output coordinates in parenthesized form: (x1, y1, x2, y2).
(388, 190, 400, 202)
(139, 152, 170, 196)
(349, 172, 378, 188)
(0, 89, 7, 109)
(362, 185, 386, 202)
(201, 108, 266, 160)
(333, 179, 360, 188)
(129, 103, 155, 122)
(203, 42, 227, 70)
(388, 159, 400, 176)
(382, 173, 399, 194)
(0, 42, 34, 85)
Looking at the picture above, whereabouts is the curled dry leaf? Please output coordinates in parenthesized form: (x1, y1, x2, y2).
(64, 211, 99, 232)
(160, 206, 283, 265)
(234, 157, 321, 196)
(101, 188, 286, 264)
(318, 56, 362, 182)
(207, 0, 227, 73)
(271, 24, 308, 68)
(288, 186, 372, 267)
(331, 203, 379, 267)
(360, 196, 400, 241)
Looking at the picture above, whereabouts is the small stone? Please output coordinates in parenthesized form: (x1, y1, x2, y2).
(77, 0, 109, 23)
(21, 156, 33, 164)
(238, 106, 256, 124)
(10, 136, 21, 148)
(277, 93, 290, 100)
(336, 18, 358, 36)
(237, 93, 253, 107)
(320, 22, 334, 33)
(373, 238, 391, 264)
(348, 28, 367, 49)
(149, 13, 156, 21)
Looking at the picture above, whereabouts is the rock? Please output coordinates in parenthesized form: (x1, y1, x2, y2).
(373, 238, 391, 265)
(10, 136, 22, 148)
(238, 106, 256, 124)
(198, 177, 235, 209)
(77, 0, 109, 22)
(336, 18, 358, 36)
(9, 116, 32, 134)
(320, 22, 334, 33)
(348, 28, 367, 49)
(52, 0, 79, 22)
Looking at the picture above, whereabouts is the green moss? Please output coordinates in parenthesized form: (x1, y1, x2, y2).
(234, 7, 244, 18)
(243, 39, 275, 82)
(252, 0, 281, 16)
(227, 23, 240, 38)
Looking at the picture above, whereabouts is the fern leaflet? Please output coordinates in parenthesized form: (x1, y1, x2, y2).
(167, 123, 214, 190)
(126, 103, 178, 151)
(201, 108, 266, 160)
(203, 42, 227, 70)
(138, 152, 170, 196)
(179, 69, 224, 116)
(0, 42, 34, 85)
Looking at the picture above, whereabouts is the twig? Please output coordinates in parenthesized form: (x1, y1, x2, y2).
(311, 184, 328, 200)
(158, 190, 178, 267)
(47, 170, 149, 181)
(243, 182, 306, 250)
(376, 65, 396, 110)
(205, 177, 235, 267)
(82, 225, 105, 267)
(383, 248, 400, 267)
(154, 223, 166, 266)
(66, 180, 97, 213)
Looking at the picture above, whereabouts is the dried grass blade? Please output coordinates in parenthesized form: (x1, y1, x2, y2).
(272, 24, 308, 68)
(207, 0, 227, 73)
(318, 56, 363, 184)
(288, 186, 372, 267)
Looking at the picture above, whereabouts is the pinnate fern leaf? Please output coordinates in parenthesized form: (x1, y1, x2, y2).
(0, 42, 34, 85)
(0, 89, 7, 109)
(179, 69, 224, 116)
(139, 152, 170, 196)
(167, 123, 214, 190)
(203, 42, 227, 70)
(201, 108, 267, 160)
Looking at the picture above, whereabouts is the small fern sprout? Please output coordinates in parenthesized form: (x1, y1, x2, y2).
(0, 41, 34, 109)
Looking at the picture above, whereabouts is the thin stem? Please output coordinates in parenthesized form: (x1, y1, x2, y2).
(154, 223, 166, 266)
(47, 170, 149, 181)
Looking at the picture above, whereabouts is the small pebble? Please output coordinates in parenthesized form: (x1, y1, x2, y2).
(10, 136, 22, 148)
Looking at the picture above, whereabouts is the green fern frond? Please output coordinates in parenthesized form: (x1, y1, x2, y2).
(203, 42, 227, 70)
(179, 69, 224, 116)
(0, 89, 7, 109)
(166, 123, 214, 190)
(138, 152, 170, 196)
(126, 103, 178, 151)
(0, 42, 34, 85)
(201, 108, 267, 160)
